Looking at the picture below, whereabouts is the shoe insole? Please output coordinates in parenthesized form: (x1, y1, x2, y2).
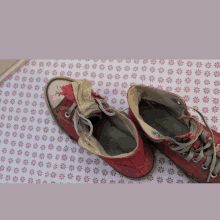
(139, 100, 190, 138)
(90, 115, 136, 156)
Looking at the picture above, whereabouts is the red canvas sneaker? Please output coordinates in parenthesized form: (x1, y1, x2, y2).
(128, 84, 220, 183)
(44, 77, 155, 179)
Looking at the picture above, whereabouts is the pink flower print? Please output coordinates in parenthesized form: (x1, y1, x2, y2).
(148, 75, 155, 82)
(59, 174, 65, 180)
(77, 165, 82, 172)
(211, 116, 218, 123)
(187, 61, 193, 67)
(205, 62, 212, 68)
(158, 59, 165, 65)
(69, 165, 74, 171)
(48, 144, 54, 150)
(185, 77, 191, 84)
(93, 178, 98, 184)
(16, 158, 21, 164)
(168, 60, 174, 65)
(111, 98, 117, 104)
(1, 156, 5, 162)
(142, 59, 148, 64)
(91, 72, 96, 78)
(114, 82, 119, 87)
(121, 90, 127, 96)
(124, 66, 130, 71)
(102, 169, 108, 176)
(183, 95, 190, 102)
(117, 59, 123, 63)
(176, 79, 182, 84)
(6, 123, 11, 129)
(213, 88, 220, 95)
(62, 154, 68, 161)
(120, 99, 125, 105)
(175, 87, 181, 93)
(8, 158, 13, 164)
(39, 153, 44, 159)
(35, 135, 40, 141)
(214, 62, 220, 68)
(177, 60, 184, 66)
(32, 101, 37, 107)
(5, 175, 11, 181)
(70, 156, 75, 162)
(29, 169, 35, 175)
(184, 87, 190, 93)
(204, 79, 210, 85)
(61, 62, 66, 68)
(10, 149, 15, 155)
(116, 66, 121, 72)
(19, 133, 25, 139)
(140, 75, 146, 81)
(131, 73, 137, 79)
(40, 145, 46, 150)
(76, 175, 81, 182)
(51, 127, 56, 133)
(176, 68, 182, 75)
(38, 161, 44, 167)
(112, 89, 118, 95)
(12, 131, 17, 137)
(158, 67, 164, 73)
(195, 70, 202, 76)
(76, 63, 81, 68)
(158, 77, 164, 83)
(47, 162, 52, 168)
(0, 165, 4, 171)
(84, 176, 90, 183)
(133, 66, 139, 72)
(101, 178, 107, 184)
(213, 98, 219, 104)
(6, 166, 11, 172)
(121, 82, 128, 89)
(68, 63, 74, 69)
(2, 106, 7, 112)
(149, 67, 155, 73)
(126, 59, 131, 63)
(17, 150, 22, 156)
(196, 62, 202, 68)
(108, 65, 113, 71)
(60, 163, 66, 170)
(11, 140, 16, 147)
(211, 125, 218, 131)
(204, 71, 211, 77)
(86, 158, 93, 165)
(106, 82, 111, 87)
(203, 88, 210, 94)
(194, 79, 201, 85)
(51, 172, 56, 178)
(194, 87, 200, 93)
(92, 64, 97, 69)
(157, 177, 163, 183)
(99, 64, 105, 70)
(78, 157, 84, 163)
(115, 74, 120, 79)
(166, 77, 172, 83)
(134, 59, 139, 64)
(214, 80, 220, 86)
(84, 167, 91, 174)
(202, 107, 209, 114)
(167, 69, 173, 75)
(212, 106, 218, 113)
(193, 97, 200, 103)
(47, 153, 53, 160)
(68, 173, 73, 179)
(150, 59, 156, 65)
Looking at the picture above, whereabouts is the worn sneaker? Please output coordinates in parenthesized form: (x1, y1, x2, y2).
(44, 77, 155, 179)
(128, 84, 220, 183)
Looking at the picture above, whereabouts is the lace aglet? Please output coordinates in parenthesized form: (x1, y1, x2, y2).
(207, 172, 211, 183)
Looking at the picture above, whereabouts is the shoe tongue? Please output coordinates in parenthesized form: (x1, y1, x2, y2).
(175, 116, 201, 143)
(61, 79, 103, 119)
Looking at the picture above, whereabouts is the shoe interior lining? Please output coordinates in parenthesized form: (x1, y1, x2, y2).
(139, 99, 190, 139)
(91, 114, 137, 156)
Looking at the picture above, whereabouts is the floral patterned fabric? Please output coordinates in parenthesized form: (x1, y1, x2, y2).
(0, 59, 219, 184)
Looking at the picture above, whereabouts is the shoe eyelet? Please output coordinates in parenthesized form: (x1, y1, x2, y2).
(192, 158, 199, 163)
(183, 153, 188, 158)
(65, 112, 70, 118)
(211, 172, 218, 179)
(201, 164, 208, 170)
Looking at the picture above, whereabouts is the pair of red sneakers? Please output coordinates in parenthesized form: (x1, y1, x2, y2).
(45, 77, 220, 183)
